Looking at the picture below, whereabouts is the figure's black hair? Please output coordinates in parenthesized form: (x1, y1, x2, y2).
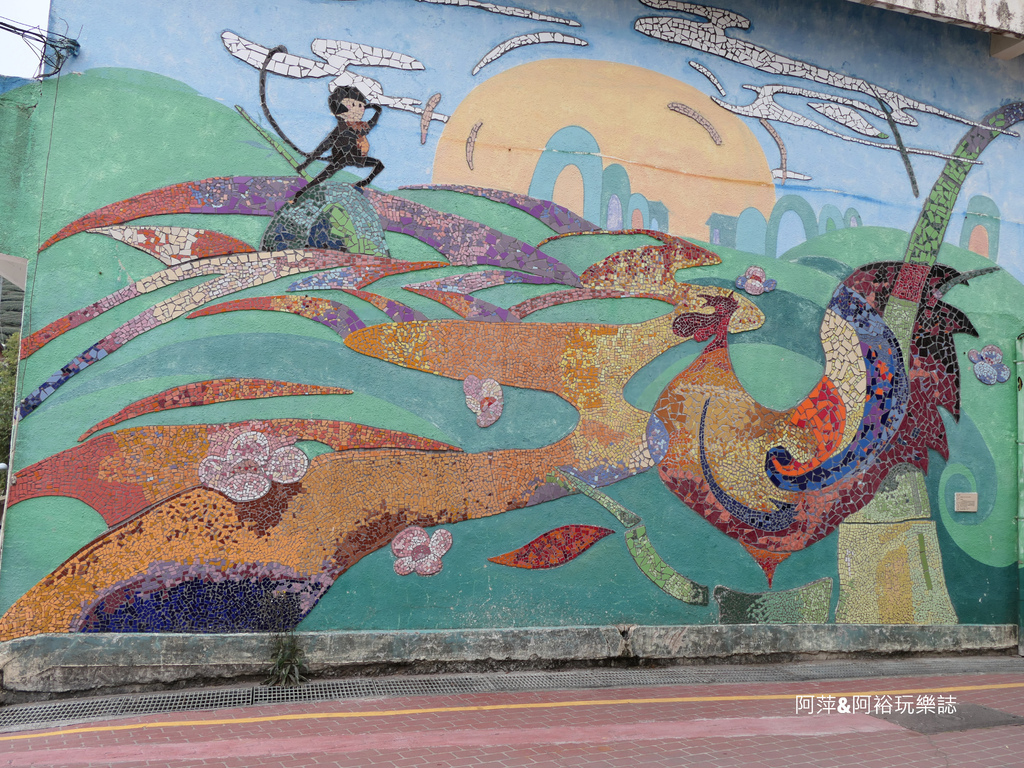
(329, 86, 368, 115)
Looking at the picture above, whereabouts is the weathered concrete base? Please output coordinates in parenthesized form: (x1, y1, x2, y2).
(627, 623, 1016, 658)
(0, 624, 1015, 697)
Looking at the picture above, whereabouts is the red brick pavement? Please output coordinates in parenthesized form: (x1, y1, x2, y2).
(1, 672, 1023, 767)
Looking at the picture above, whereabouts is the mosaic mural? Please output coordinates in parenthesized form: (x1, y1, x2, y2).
(1, 0, 1023, 640)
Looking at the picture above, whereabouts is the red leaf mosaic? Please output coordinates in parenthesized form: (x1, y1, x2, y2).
(488, 525, 615, 569)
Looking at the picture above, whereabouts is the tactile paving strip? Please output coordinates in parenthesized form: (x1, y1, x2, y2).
(2, 656, 1022, 732)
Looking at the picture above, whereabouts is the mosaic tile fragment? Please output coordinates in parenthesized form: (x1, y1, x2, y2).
(415, 0, 580, 26)
(287, 256, 446, 292)
(364, 188, 583, 286)
(420, 93, 442, 143)
(465, 122, 482, 169)
(735, 265, 776, 296)
(625, 526, 708, 605)
(342, 289, 428, 322)
(488, 525, 613, 569)
(740, 542, 790, 588)
(836, 465, 956, 624)
(464, 375, 503, 426)
(223, 31, 445, 121)
(668, 102, 722, 145)
(554, 470, 642, 528)
(199, 431, 309, 502)
(189, 295, 366, 338)
(22, 249, 361, 360)
(80, 379, 353, 441)
(9, 420, 460, 526)
(836, 521, 956, 624)
(968, 345, 1010, 385)
(809, 101, 887, 137)
(88, 226, 255, 264)
(403, 286, 519, 321)
(399, 185, 599, 234)
(635, 4, 1004, 130)
(260, 181, 389, 255)
(688, 60, 726, 95)
(40, 177, 306, 251)
(472, 32, 588, 76)
(393, 527, 452, 576)
(18, 249, 354, 416)
(714, 578, 832, 624)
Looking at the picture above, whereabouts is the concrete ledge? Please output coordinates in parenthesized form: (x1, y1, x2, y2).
(0, 624, 1015, 695)
(627, 623, 1017, 658)
(0, 627, 627, 694)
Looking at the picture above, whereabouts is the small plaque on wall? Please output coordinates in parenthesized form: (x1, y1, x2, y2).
(954, 492, 978, 513)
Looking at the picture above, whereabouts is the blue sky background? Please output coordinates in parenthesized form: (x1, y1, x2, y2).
(45, 0, 1024, 277)
(0, 0, 51, 77)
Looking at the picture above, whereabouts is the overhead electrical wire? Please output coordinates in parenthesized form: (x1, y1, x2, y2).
(0, 16, 79, 77)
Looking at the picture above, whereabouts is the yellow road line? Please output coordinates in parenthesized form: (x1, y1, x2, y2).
(2, 680, 1022, 743)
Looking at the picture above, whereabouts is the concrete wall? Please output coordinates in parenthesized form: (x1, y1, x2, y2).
(845, 0, 1024, 37)
(1, 0, 1023, 689)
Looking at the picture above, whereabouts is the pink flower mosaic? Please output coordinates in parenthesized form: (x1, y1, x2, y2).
(464, 375, 504, 427)
(198, 431, 309, 502)
(391, 526, 452, 576)
(735, 265, 777, 296)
